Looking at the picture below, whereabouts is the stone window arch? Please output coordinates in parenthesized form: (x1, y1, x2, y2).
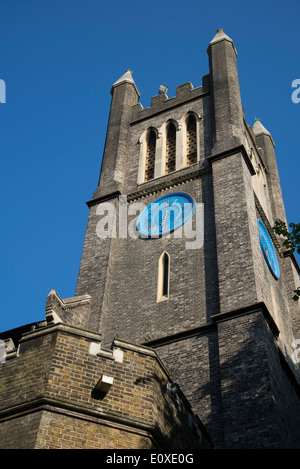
(144, 128, 157, 182)
(157, 251, 170, 302)
(185, 113, 197, 165)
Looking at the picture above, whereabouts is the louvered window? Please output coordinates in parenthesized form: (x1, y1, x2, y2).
(165, 123, 176, 174)
(145, 130, 156, 181)
(186, 115, 197, 165)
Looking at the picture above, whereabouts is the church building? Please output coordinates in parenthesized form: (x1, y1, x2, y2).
(1, 29, 300, 449)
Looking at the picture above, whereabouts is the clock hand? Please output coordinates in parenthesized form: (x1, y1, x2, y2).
(161, 211, 168, 230)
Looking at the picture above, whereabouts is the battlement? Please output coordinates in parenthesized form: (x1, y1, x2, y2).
(0, 319, 211, 449)
(131, 75, 210, 123)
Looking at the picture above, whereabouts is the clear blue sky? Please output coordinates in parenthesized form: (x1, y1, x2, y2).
(0, 0, 299, 332)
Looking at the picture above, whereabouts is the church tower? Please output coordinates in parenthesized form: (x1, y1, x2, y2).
(1, 29, 299, 449)
(74, 29, 300, 448)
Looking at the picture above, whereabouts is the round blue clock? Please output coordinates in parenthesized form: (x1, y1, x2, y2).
(137, 193, 196, 237)
(257, 219, 280, 279)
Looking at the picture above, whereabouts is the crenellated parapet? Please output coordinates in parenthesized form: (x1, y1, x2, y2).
(131, 78, 210, 123)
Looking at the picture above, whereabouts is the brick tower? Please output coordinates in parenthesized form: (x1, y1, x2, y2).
(1, 29, 300, 449)
(74, 27, 300, 448)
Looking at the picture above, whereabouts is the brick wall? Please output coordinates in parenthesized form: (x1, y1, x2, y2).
(0, 322, 210, 449)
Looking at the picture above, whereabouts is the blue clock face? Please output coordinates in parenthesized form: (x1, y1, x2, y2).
(257, 219, 280, 279)
(137, 193, 196, 237)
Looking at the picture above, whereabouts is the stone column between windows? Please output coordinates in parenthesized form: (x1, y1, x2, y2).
(154, 131, 164, 179)
(137, 133, 147, 185)
(176, 124, 185, 170)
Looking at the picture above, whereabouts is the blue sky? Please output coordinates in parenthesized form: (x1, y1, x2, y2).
(0, 0, 299, 332)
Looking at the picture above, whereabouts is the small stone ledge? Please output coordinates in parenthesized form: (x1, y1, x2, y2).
(19, 322, 102, 344)
(207, 144, 256, 176)
(211, 301, 280, 339)
(113, 338, 171, 378)
(0, 395, 157, 436)
(127, 165, 211, 202)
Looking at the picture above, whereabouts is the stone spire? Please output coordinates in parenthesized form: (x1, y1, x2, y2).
(89, 68, 140, 204)
(253, 118, 274, 145)
(209, 28, 237, 55)
(207, 28, 243, 154)
(253, 118, 286, 223)
(111, 69, 140, 97)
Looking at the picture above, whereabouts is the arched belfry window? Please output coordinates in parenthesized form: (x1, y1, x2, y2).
(186, 114, 197, 165)
(144, 129, 156, 182)
(157, 252, 170, 302)
(165, 122, 176, 174)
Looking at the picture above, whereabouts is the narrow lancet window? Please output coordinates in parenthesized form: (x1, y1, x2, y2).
(162, 253, 169, 297)
(145, 129, 156, 181)
(186, 115, 197, 165)
(157, 252, 170, 301)
(165, 122, 176, 174)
